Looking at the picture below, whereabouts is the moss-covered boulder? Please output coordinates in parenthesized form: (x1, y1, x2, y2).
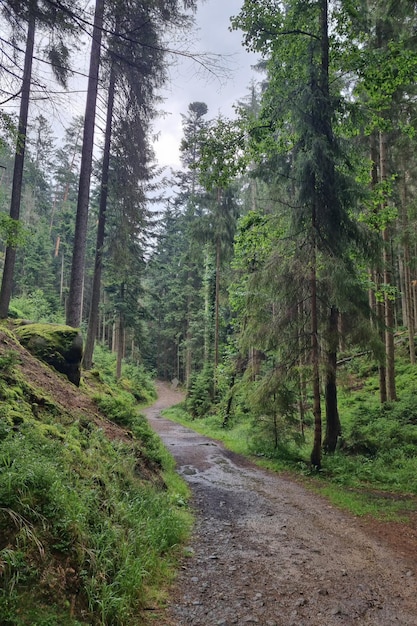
(15, 323, 83, 386)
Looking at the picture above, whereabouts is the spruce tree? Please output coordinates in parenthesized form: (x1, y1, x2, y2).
(0, 0, 80, 318)
(233, 0, 366, 467)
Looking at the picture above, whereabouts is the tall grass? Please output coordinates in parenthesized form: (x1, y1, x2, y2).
(0, 338, 191, 625)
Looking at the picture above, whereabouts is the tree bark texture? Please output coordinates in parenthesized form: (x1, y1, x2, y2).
(369, 134, 387, 402)
(379, 131, 397, 401)
(310, 0, 331, 469)
(116, 312, 124, 380)
(310, 243, 322, 469)
(399, 163, 415, 363)
(66, 0, 104, 328)
(214, 214, 221, 371)
(323, 306, 341, 453)
(83, 65, 116, 369)
(0, 7, 36, 318)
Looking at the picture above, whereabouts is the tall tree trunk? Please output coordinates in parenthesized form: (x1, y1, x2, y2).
(203, 245, 212, 366)
(380, 131, 397, 401)
(310, 241, 322, 469)
(214, 236, 221, 371)
(297, 303, 307, 438)
(369, 133, 387, 402)
(376, 270, 387, 403)
(0, 7, 36, 318)
(116, 315, 124, 380)
(185, 274, 193, 388)
(310, 0, 331, 469)
(298, 371, 307, 438)
(323, 305, 341, 453)
(116, 283, 125, 379)
(83, 65, 116, 369)
(398, 255, 407, 327)
(399, 162, 415, 364)
(66, 0, 104, 328)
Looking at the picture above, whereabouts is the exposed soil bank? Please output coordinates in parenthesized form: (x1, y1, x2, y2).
(144, 382, 417, 626)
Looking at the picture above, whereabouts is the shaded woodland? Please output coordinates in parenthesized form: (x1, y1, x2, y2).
(2, 0, 417, 468)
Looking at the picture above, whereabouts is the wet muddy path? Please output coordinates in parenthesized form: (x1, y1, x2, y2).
(144, 383, 417, 626)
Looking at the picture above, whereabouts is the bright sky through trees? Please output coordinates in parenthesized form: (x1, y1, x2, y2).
(153, 0, 258, 168)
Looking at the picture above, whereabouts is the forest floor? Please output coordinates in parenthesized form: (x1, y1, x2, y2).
(144, 382, 417, 626)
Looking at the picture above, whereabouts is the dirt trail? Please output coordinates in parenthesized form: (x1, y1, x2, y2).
(144, 382, 417, 626)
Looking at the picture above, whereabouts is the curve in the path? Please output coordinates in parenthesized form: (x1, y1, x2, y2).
(144, 385, 417, 626)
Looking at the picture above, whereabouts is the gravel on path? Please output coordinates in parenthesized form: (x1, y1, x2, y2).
(143, 382, 417, 626)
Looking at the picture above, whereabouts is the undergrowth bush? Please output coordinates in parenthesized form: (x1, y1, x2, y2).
(318, 392, 417, 493)
(186, 365, 215, 418)
(170, 350, 417, 500)
(346, 393, 417, 455)
(89, 346, 156, 405)
(10, 289, 63, 324)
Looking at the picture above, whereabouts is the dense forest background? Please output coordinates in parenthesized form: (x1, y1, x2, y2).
(2, 0, 417, 469)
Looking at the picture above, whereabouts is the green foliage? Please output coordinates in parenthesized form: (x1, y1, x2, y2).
(90, 344, 156, 404)
(93, 390, 140, 428)
(0, 350, 19, 374)
(0, 214, 28, 247)
(0, 330, 190, 625)
(121, 362, 157, 404)
(229, 211, 282, 324)
(244, 373, 302, 454)
(196, 116, 248, 190)
(346, 393, 417, 455)
(10, 289, 63, 323)
(186, 364, 215, 418)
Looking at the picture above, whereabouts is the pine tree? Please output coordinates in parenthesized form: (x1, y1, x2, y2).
(233, 0, 368, 467)
(83, 0, 197, 367)
(0, 0, 80, 318)
(66, 0, 104, 328)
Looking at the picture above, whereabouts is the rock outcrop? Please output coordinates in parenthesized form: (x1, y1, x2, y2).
(15, 323, 83, 386)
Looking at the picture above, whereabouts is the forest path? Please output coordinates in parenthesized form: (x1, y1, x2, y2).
(144, 382, 417, 626)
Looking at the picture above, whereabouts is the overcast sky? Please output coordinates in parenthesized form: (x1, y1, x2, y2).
(1, 1, 259, 171)
(153, 0, 259, 170)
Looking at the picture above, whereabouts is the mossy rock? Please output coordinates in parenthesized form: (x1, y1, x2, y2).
(15, 323, 83, 386)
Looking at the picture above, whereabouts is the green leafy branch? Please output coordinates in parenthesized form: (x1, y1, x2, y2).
(0, 214, 28, 247)
(196, 116, 248, 190)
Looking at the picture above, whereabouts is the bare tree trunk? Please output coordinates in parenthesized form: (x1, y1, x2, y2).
(413, 281, 417, 333)
(203, 246, 212, 366)
(185, 283, 192, 388)
(116, 313, 124, 380)
(214, 236, 221, 370)
(310, 242, 322, 469)
(66, 0, 104, 328)
(112, 322, 116, 353)
(323, 306, 341, 453)
(101, 290, 107, 343)
(376, 277, 387, 403)
(405, 250, 416, 364)
(380, 131, 397, 401)
(399, 163, 415, 363)
(297, 303, 307, 438)
(369, 134, 387, 403)
(83, 65, 116, 369)
(116, 283, 125, 379)
(59, 251, 65, 303)
(398, 255, 407, 326)
(0, 7, 36, 318)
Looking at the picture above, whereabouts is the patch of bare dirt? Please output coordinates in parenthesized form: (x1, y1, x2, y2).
(1, 329, 133, 444)
(145, 383, 417, 626)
